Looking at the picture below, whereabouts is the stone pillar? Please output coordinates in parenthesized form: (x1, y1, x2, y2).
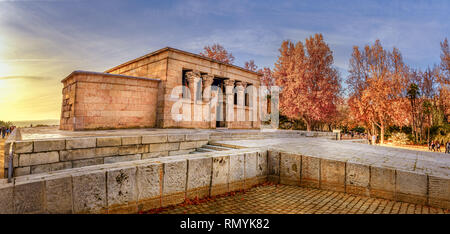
(185, 71, 201, 123)
(201, 74, 214, 102)
(235, 81, 246, 122)
(202, 74, 214, 125)
(252, 84, 261, 128)
(185, 71, 201, 101)
(224, 79, 235, 127)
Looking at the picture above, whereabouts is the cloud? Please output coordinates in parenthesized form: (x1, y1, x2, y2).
(0, 75, 52, 80)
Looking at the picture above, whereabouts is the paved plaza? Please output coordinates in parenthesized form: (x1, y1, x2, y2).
(215, 138, 450, 178)
(154, 184, 449, 214)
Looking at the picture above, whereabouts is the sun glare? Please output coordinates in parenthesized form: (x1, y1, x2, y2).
(0, 62, 11, 77)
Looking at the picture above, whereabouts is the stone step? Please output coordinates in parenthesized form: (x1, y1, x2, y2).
(196, 147, 216, 152)
(202, 144, 233, 151)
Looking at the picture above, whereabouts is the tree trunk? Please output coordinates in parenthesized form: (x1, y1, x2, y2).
(380, 124, 385, 145)
(306, 121, 311, 131)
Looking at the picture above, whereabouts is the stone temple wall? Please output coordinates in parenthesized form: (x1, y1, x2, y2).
(59, 71, 161, 131)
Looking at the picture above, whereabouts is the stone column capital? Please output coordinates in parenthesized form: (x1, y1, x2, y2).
(186, 70, 201, 82)
(201, 74, 214, 86)
(235, 81, 247, 88)
(224, 79, 235, 87)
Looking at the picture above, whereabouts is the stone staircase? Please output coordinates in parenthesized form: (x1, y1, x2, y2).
(190, 144, 234, 154)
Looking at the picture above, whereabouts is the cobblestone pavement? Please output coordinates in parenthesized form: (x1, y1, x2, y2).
(156, 184, 449, 214)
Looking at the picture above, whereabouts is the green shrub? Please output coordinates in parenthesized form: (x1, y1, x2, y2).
(390, 132, 410, 145)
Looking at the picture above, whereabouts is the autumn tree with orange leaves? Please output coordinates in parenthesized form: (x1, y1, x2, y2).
(347, 40, 411, 144)
(273, 34, 341, 131)
(244, 60, 275, 88)
(200, 43, 235, 64)
(244, 60, 258, 72)
(439, 38, 450, 122)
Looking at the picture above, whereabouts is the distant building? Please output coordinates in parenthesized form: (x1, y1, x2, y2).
(60, 47, 263, 130)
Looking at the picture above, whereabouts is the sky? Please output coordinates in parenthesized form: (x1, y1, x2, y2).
(0, 0, 449, 121)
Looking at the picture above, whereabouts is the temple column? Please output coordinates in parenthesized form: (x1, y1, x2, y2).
(185, 70, 201, 122)
(202, 74, 214, 125)
(185, 70, 201, 101)
(224, 79, 235, 127)
(235, 81, 246, 122)
(201, 74, 214, 102)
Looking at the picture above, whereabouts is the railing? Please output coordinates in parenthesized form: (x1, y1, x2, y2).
(7, 141, 13, 183)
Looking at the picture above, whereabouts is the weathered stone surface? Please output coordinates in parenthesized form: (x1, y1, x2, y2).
(104, 154, 141, 164)
(267, 150, 280, 183)
(31, 162, 72, 174)
(34, 139, 65, 152)
(163, 159, 187, 195)
(280, 152, 301, 185)
(72, 170, 107, 214)
(150, 143, 179, 152)
(96, 137, 122, 147)
(187, 157, 212, 190)
(169, 149, 194, 156)
(0, 183, 13, 214)
(142, 135, 167, 144)
(95, 146, 119, 157)
(119, 145, 148, 155)
(268, 150, 280, 175)
(320, 159, 346, 192)
(211, 155, 230, 196)
(229, 153, 245, 183)
(211, 155, 229, 186)
(60, 148, 96, 161)
(142, 151, 169, 159)
(14, 180, 44, 214)
(168, 134, 185, 142)
(179, 141, 199, 150)
(256, 151, 268, 177)
(136, 162, 162, 211)
(19, 151, 59, 167)
(195, 141, 209, 147)
(346, 162, 370, 196)
(45, 176, 73, 214)
(121, 136, 142, 145)
(428, 176, 450, 209)
(186, 133, 209, 141)
(72, 158, 104, 168)
(14, 166, 30, 176)
(245, 152, 258, 179)
(396, 170, 427, 204)
(300, 155, 320, 188)
(370, 166, 396, 200)
(14, 141, 33, 153)
(107, 167, 137, 212)
(66, 137, 96, 149)
(162, 159, 187, 206)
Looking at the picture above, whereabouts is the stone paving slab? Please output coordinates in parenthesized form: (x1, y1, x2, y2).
(156, 184, 449, 214)
(214, 138, 450, 178)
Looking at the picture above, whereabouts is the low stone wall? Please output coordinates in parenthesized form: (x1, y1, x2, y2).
(4, 130, 336, 178)
(4, 133, 209, 177)
(0, 148, 267, 214)
(1, 144, 448, 213)
(268, 149, 450, 210)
